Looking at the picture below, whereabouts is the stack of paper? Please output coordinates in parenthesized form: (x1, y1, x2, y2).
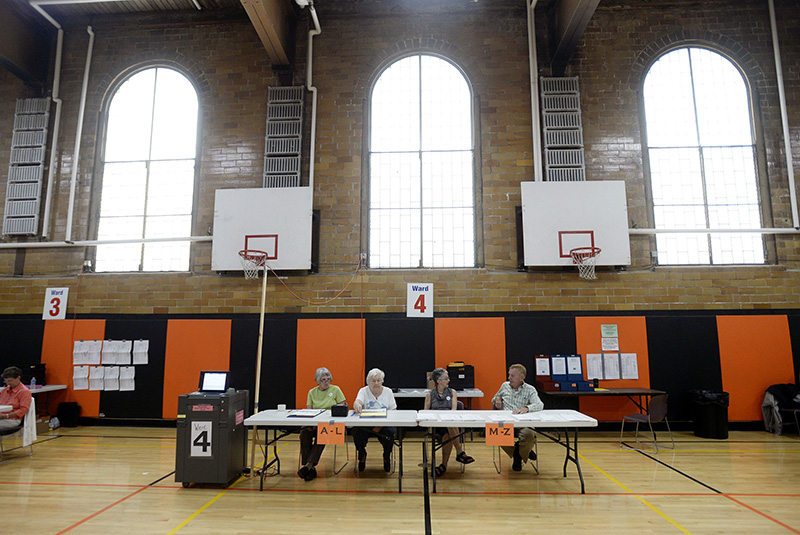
(360, 408, 387, 418)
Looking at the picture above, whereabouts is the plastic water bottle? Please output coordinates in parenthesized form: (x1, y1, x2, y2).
(30, 377, 36, 389)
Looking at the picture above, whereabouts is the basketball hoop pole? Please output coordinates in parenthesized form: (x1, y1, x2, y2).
(254, 263, 268, 414)
(249, 262, 268, 473)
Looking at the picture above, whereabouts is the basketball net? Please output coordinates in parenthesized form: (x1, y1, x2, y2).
(570, 247, 601, 280)
(238, 250, 267, 279)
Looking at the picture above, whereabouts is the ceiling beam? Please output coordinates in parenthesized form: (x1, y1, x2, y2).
(240, 0, 292, 65)
(551, 0, 600, 75)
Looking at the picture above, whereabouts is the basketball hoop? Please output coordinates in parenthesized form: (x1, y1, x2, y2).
(238, 250, 268, 280)
(570, 247, 601, 280)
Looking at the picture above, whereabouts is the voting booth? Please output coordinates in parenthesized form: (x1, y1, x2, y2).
(175, 372, 249, 487)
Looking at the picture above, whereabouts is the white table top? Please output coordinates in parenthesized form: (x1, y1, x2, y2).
(28, 384, 67, 394)
(416, 409, 598, 429)
(244, 409, 421, 428)
(245, 409, 596, 429)
(0, 405, 11, 413)
(394, 388, 484, 398)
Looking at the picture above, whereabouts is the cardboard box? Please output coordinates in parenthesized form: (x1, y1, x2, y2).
(36, 416, 52, 435)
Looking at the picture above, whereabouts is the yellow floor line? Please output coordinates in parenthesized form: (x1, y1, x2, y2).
(166, 445, 281, 534)
(579, 453, 694, 535)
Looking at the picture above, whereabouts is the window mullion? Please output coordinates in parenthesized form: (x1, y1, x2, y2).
(140, 68, 160, 271)
(418, 56, 424, 268)
(687, 50, 713, 263)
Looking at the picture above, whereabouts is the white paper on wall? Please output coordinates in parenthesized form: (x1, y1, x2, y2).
(104, 366, 120, 391)
(86, 340, 102, 365)
(73, 365, 89, 390)
(120, 366, 135, 391)
(133, 340, 149, 365)
(621, 353, 639, 379)
(101, 340, 116, 365)
(115, 340, 132, 365)
(89, 366, 105, 390)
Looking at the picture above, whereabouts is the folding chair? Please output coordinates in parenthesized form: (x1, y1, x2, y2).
(620, 394, 674, 453)
(0, 398, 36, 461)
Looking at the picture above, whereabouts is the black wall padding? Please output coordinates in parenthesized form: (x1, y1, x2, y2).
(787, 315, 800, 384)
(365, 317, 435, 389)
(231, 317, 297, 414)
(100, 318, 168, 419)
(645, 314, 722, 421)
(504, 315, 577, 373)
(0, 316, 44, 372)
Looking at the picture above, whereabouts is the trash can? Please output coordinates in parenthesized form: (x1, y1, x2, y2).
(691, 390, 729, 439)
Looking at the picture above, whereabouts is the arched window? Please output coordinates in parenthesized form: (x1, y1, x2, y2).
(368, 54, 476, 268)
(95, 67, 198, 272)
(643, 47, 764, 265)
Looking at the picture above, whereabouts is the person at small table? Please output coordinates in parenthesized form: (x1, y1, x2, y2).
(0, 366, 32, 430)
(492, 363, 544, 471)
(298, 367, 347, 481)
(352, 368, 397, 472)
(424, 367, 475, 476)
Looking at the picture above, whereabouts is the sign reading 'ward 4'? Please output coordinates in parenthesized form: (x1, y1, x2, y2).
(407, 283, 433, 318)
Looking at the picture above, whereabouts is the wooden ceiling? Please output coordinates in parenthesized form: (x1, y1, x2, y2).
(2, 0, 597, 85)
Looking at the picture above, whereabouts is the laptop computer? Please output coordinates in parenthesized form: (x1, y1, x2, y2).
(198, 371, 230, 393)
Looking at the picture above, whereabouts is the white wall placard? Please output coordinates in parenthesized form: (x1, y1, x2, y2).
(43, 287, 69, 320)
(407, 283, 433, 318)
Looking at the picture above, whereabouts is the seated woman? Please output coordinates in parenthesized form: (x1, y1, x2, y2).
(352, 368, 397, 472)
(424, 367, 475, 476)
(298, 367, 346, 481)
(0, 366, 32, 430)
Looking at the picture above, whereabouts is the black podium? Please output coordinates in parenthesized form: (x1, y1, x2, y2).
(175, 389, 249, 487)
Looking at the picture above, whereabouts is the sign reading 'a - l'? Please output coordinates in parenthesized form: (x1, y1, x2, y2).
(407, 283, 433, 318)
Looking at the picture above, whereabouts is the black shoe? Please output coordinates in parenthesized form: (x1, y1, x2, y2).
(383, 451, 392, 472)
(297, 465, 310, 479)
(357, 449, 366, 472)
(456, 451, 475, 464)
(303, 467, 317, 481)
(528, 451, 537, 462)
(512, 445, 523, 472)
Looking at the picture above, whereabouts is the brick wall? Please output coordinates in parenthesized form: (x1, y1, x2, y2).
(0, 0, 798, 315)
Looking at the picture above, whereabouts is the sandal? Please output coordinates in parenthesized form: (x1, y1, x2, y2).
(456, 451, 475, 464)
(435, 464, 446, 477)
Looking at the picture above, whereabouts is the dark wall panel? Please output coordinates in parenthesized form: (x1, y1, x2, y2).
(100, 318, 168, 419)
(231, 317, 297, 414)
(365, 317, 435, 389)
(645, 314, 722, 421)
(0, 316, 45, 373)
(504, 315, 577, 373)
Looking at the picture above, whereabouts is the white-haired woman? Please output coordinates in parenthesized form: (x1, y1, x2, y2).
(424, 367, 475, 476)
(297, 367, 346, 481)
(352, 368, 397, 472)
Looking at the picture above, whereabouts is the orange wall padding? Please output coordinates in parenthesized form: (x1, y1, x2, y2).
(575, 316, 650, 421)
(717, 315, 794, 421)
(41, 319, 106, 418)
(162, 319, 231, 419)
(434, 317, 506, 410)
(296, 319, 366, 409)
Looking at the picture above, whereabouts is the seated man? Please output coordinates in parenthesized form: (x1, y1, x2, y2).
(0, 366, 32, 430)
(492, 363, 543, 471)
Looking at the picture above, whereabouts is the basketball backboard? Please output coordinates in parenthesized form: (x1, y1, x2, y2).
(211, 186, 313, 271)
(520, 181, 631, 267)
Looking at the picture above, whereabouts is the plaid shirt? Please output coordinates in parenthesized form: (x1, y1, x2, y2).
(493, 381, 543, 413)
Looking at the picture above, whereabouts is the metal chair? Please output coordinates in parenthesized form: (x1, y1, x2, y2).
(619, 394, 674, 453)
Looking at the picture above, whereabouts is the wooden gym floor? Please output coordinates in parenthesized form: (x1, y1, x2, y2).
(1, 426, 799, 534)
